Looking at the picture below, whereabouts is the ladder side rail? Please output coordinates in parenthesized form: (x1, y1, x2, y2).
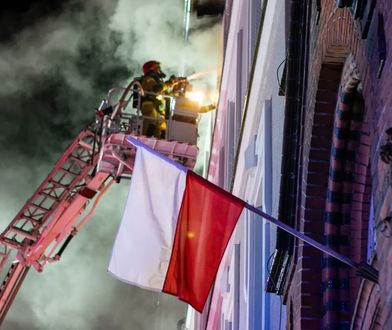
(0, 262, 30, 325)
(0, 130, 97, 251)
(26, 150, 98, 242)
(1, 165, 86, 246)
(23, 172, 111, 269)
(97, 134, 198, 181)
(0, 173, 110, 325)
(106, 133, 198, 161)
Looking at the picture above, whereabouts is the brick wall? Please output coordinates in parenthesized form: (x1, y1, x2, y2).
(285, 0, 392, 329)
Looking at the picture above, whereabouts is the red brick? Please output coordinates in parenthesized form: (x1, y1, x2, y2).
(307, 160, 329, 174)
(285, 1, 392, 329)
(303, 208, 324, 222)
(305, 184, 327, 198)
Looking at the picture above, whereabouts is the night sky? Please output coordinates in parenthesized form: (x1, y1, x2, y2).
(0, 0, 221, 329)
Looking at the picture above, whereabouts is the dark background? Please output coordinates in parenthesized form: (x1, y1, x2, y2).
(0, 0, 192, 329)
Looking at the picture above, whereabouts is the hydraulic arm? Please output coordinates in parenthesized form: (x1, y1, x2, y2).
(0, 79, 199, 324)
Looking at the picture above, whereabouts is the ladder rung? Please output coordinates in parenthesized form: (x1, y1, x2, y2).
(19, 215, 43, 225)
(69, 155, 90, 165)
(0, 238, 21, 250)
(60, 167, 80, 176)
(47, 180, 69, 190)
(0, 263, 30, 325)
(29, 204, 49, 213)
(10, 227, 36, 241)
(0, 263, 17, 291)
(40, 192, 61, 201)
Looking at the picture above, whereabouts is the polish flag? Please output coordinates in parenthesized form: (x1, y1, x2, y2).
(108, 137, 244, 312)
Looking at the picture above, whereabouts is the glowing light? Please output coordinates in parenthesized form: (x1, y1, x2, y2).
(185, 91, 205, 105)
(187, 231, 195, 239)
(211, 90, 219, 104)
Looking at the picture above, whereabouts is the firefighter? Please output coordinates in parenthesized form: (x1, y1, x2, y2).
(140, 60, 184, 138)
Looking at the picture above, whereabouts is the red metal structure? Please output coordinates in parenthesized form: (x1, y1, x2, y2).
(0, 80, 199, 324)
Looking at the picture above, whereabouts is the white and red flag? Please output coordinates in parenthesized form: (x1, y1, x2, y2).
(108, 137, 244, 312)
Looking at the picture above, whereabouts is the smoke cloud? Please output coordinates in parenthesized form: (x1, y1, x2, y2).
(0, 0, 222, 329)
(110, 0, 222, 75)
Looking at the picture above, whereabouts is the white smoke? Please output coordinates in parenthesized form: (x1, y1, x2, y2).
(0, 0, 222, 329)
(110, 0, 222, 77)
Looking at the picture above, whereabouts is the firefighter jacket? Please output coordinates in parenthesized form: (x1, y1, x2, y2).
(140, 73, 175, 116)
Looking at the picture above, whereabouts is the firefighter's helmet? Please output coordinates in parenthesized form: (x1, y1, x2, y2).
(142, 60, 166, 78)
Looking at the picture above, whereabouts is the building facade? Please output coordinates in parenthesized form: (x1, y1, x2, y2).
(267, 0, 392, 329)
(187, 0, 287, 329)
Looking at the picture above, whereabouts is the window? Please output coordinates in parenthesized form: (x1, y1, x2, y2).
(357, 0, 376, 39)
(345, 0, 378, 40)
(349, 0, 366, 19)
(339, 0, 366, 19)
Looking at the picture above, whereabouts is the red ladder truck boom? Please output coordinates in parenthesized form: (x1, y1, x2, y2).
(0, 79, 202, 324)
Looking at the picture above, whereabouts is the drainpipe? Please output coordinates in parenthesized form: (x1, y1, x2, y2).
(183, 0, 192, 43)
(181, 0, 192, 75)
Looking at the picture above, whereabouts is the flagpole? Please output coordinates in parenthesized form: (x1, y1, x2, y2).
(122, 138, 378, 284)
(244, 203, 379, 283)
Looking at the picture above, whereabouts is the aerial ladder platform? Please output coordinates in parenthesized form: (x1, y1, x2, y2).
(0, 79, 202, 324)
